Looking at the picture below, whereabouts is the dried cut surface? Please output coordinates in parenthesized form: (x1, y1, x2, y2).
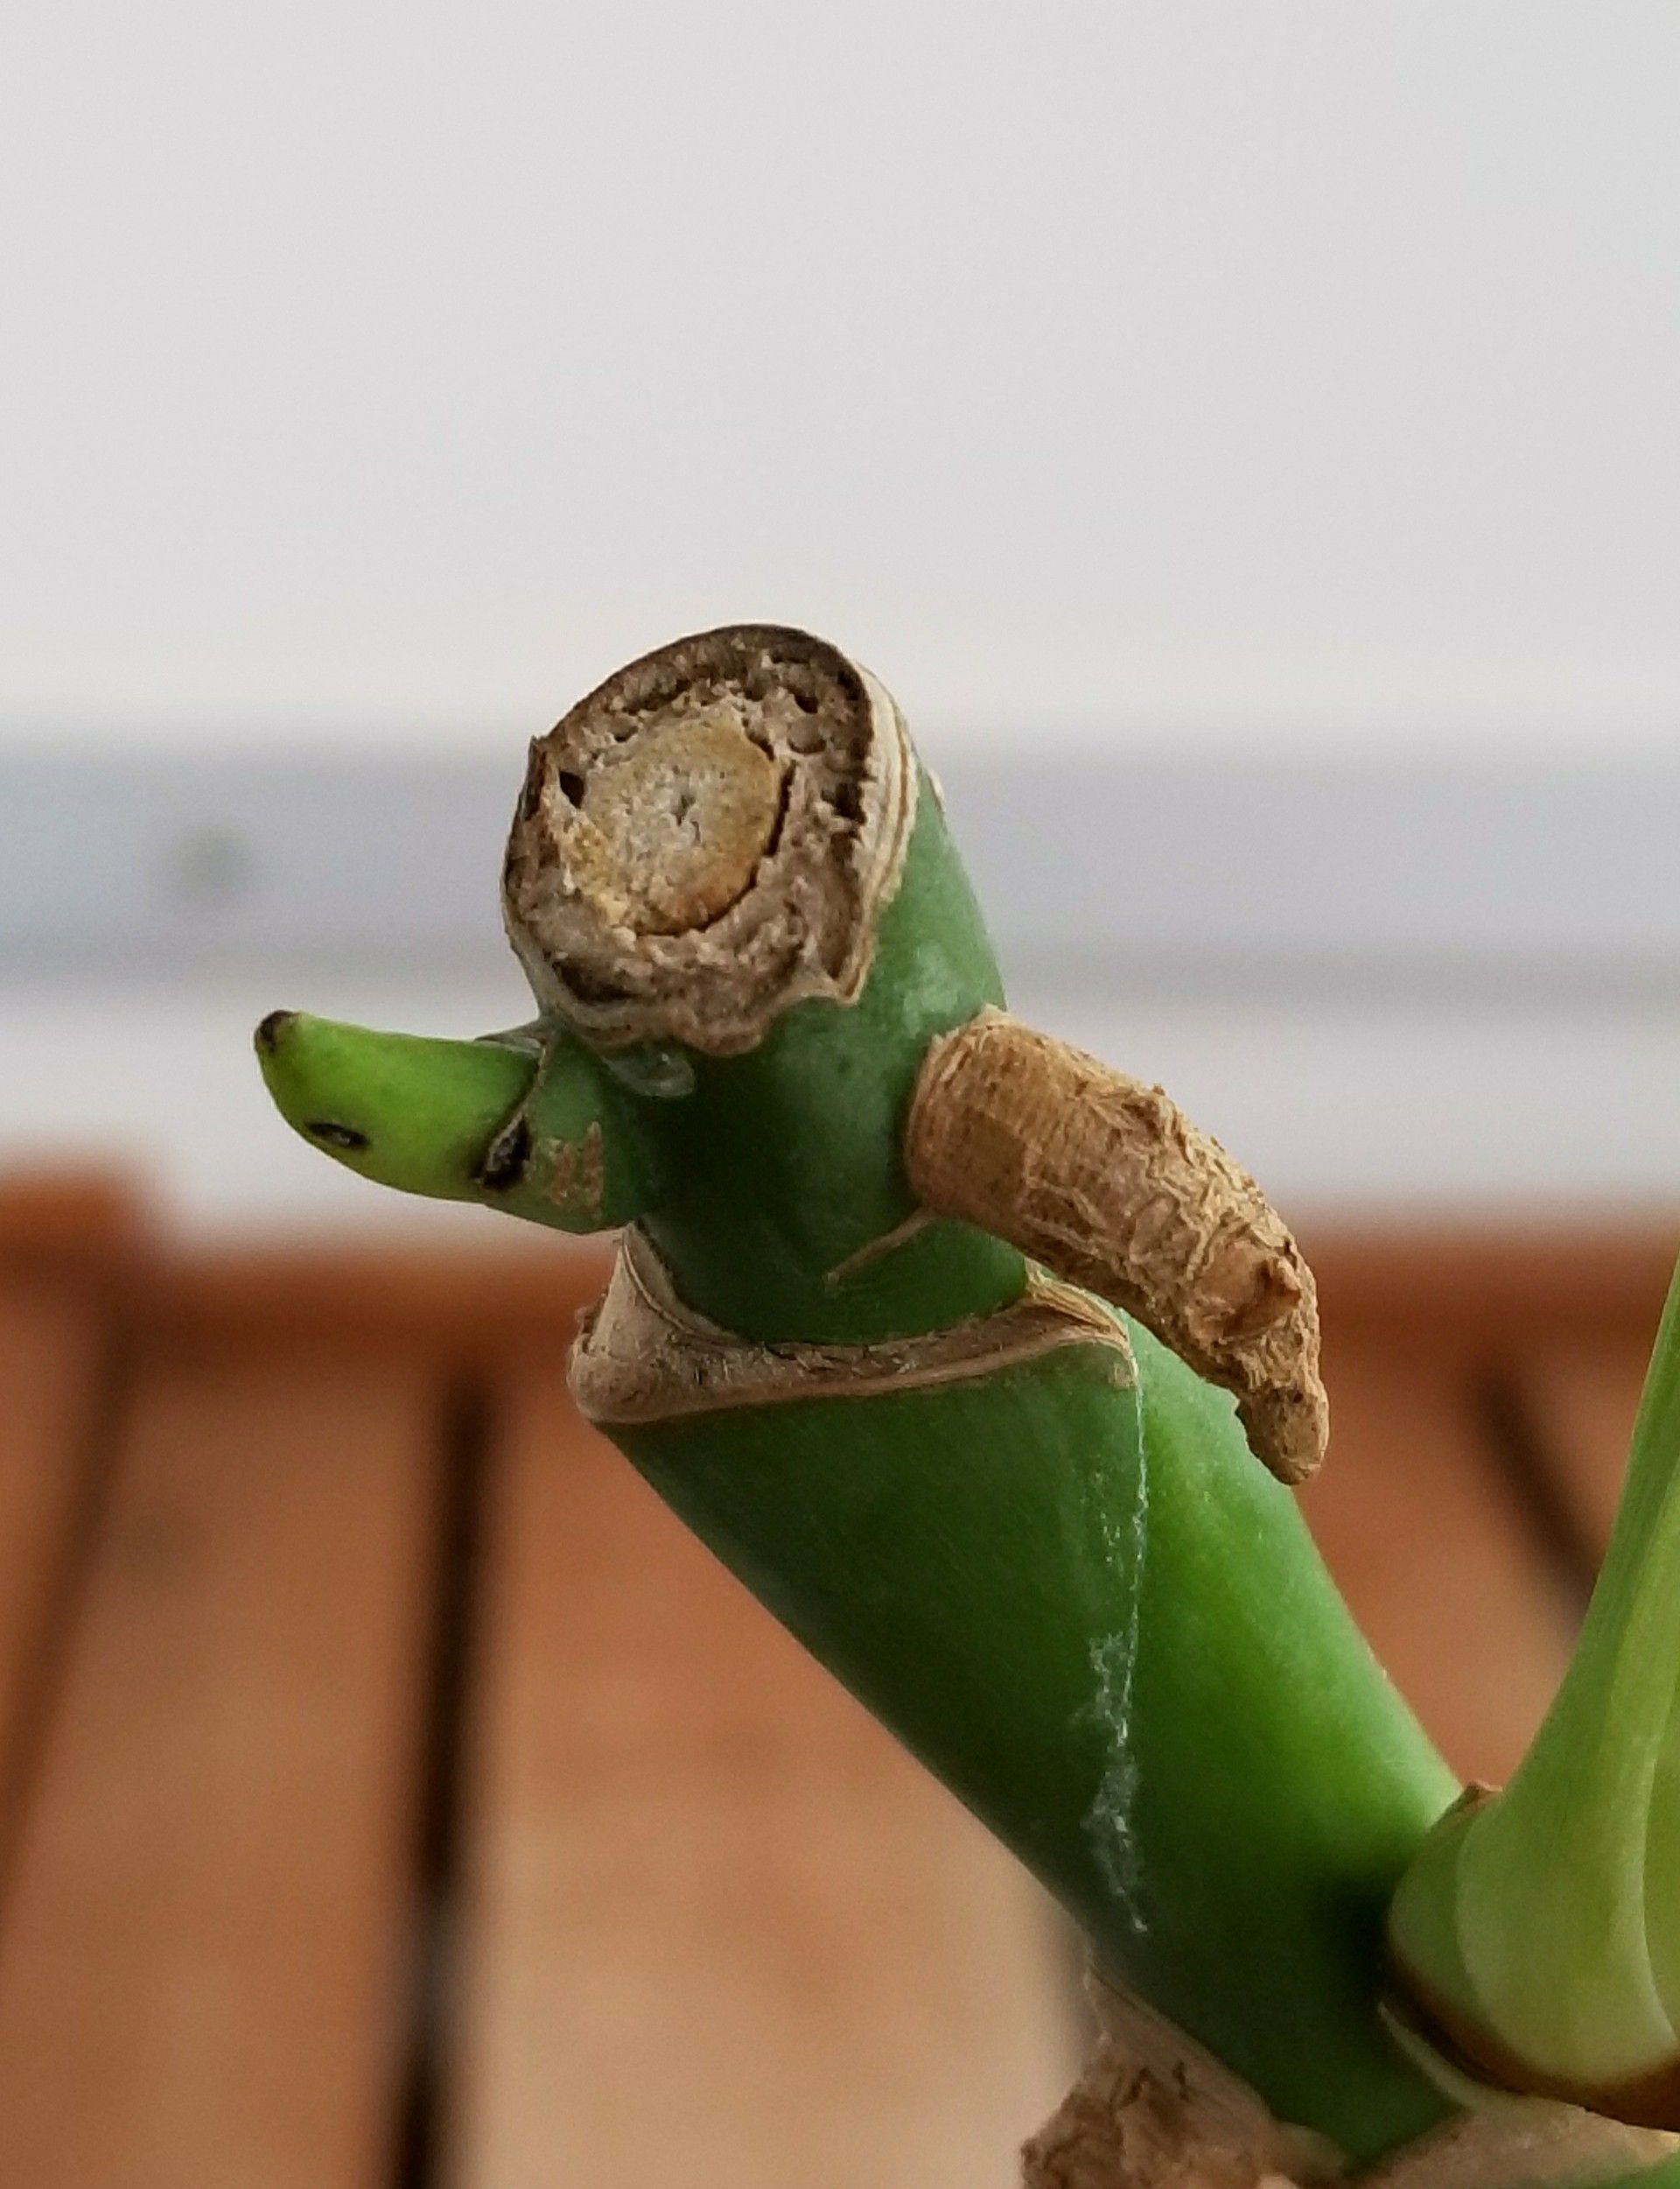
(502, 625, 915, 1054)
(906, 1011, 1328, 1483)
(569, 1225, 1133, 1426)
(1021, 1976, 1340, 2189)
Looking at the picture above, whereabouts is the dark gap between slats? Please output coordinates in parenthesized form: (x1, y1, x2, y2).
(1473, 1365, 1602, 1616)
(0, 1310, 134, 1919)
(393, 1376, 491, 2189)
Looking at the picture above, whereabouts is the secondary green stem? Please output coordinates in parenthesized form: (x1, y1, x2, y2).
(1390, 1251, 1680, 2122)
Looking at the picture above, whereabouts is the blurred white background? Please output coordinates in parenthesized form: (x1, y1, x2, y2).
(3, 2, 1678, 1227)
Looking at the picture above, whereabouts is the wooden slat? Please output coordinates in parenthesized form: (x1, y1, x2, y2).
(1510, 1329, 1658, 1564)
(125, 1225, 1680, 1358)
(0, 1278, 108, 1826)
(1299, 1340, 1579, 1785)
(1303, 1225, 1679, 1342)
(452, 1375, 1073, 2189)
(0, 1170, 144, 1827)
(139, 1239, 607, 1360)
(0, 1338, 441, 2189)
(0, 1171, 142, 1273)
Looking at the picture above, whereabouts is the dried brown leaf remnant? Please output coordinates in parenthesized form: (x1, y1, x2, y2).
(906, 1010, 1329, 1483)
(570, 1224, 1134, 1426)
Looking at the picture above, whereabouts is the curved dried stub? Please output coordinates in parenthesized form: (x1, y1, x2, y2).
(906, 1010, 1330, 1483)
(502, 625, 917, 1055)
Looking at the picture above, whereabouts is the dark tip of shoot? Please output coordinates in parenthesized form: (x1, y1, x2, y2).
(254, 1008, 297, 1057)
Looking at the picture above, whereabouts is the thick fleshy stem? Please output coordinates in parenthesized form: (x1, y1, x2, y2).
(258, 995, 1458, 2161)
(256, 626, 1477, 2167)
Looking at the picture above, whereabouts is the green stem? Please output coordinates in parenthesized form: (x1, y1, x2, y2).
(256, 625, 1473, 2167)
(256, 1041, 1456, 2157)
(1390, 1251, 1680, 2116)
(610, 1307, 1454, 2160)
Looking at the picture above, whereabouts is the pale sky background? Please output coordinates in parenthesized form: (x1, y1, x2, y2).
(4, 2, 1679, 754)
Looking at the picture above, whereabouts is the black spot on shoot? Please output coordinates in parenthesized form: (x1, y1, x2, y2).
(474, 1115, 533, 1194)
(306, 1119, 370, 1152)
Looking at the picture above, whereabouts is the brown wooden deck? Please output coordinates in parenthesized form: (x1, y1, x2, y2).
(0, 1175, 1670, 2187)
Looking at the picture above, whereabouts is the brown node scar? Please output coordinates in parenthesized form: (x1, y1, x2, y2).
(905, 1009, 1329, 1484)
